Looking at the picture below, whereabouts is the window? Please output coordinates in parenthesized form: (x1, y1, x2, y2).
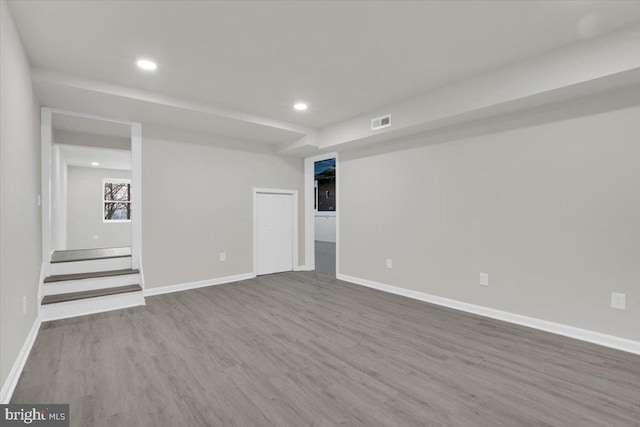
(314, 158, 336, 212)
(103, 179, 131, 222)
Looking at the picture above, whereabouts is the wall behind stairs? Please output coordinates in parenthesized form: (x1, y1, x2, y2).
(66, 166, 131, 250)
(0, 0, 42, 392)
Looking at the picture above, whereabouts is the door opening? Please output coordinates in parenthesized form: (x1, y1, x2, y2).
(314, 158, 336, 275)
(304, 153, 338, 275)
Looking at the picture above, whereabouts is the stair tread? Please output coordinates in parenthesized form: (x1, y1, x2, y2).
(51, 247, 131, 263)
(41, 284, 142, 305)
(44, 269, 139, 283)
(51, 254, 131, 263)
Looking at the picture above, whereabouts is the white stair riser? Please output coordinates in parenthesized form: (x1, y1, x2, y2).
(43, 274, 139, 296)
(49, 257, 132, 275)
(40, 291, 145, 322)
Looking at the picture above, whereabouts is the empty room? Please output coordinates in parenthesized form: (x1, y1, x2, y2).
(1, 1, 640, 425)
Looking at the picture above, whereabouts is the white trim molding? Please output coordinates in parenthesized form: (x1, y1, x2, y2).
(253, 188, 299, 276)
(144, 272, 256, 297)
(41, 108, 52, 278)
(0, 316, 41, 404)
(337, 274, 640, 356)
(130, 122, 143, 273)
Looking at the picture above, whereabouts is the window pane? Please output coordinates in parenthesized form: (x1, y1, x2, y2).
(104, 182, 131, 201)
(317, 178, 336, 211)
(314, 159, 336, 212)
(104, 202, 131, 220)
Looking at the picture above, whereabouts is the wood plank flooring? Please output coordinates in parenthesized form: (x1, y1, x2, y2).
(11, 271, 640, 426)
(315, 241, 336, 275)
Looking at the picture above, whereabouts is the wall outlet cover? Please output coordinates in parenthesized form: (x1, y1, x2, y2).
(611, 292, 626, 310)
(219, 252, 226, 262)
(480, 273, 489, 286)
(386, 258, 393, 269)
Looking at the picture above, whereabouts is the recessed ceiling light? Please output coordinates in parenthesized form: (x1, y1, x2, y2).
(294, 102, 308, 111)
(91, 162, 100, 166)
(136, 59, 157, 71)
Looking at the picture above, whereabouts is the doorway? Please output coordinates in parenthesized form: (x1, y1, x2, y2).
(41, 108, 143, 275)
(253, 188, 298, 275)
(314, 158, 336, 275)
(304, 153, 339, 275)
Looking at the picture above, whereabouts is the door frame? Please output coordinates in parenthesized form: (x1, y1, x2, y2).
(303, 152, 338, 274)
(40, 108, 143, 294)
(253, 188, 299, 275)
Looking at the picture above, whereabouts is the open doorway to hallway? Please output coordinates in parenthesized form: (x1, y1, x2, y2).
(304, 153, 338, 276)
(314, 158, 336, 275)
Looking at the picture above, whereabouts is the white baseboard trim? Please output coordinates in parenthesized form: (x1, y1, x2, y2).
(293, 265, 309, 271)
(0, 315, 41, 404)
(143, 272, 256, 297)
(337, 273, 640, 356)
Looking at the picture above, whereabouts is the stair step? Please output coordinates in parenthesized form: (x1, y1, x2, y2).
(41, 284, 142, 305)
(43, 272, 139, 296)
(44, 268, 139, 283)
(50, 256, 132, 276)
(51, 247, 131, 263)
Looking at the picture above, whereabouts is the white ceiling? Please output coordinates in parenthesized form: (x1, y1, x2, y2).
(9, 0, 640, 131)
(58, 144, 131, 171)
(7, 1, 640, 155)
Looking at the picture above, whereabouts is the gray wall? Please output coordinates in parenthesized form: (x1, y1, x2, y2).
(142, 137, 304, 289)
(66, 166, 131, 250)
(340, 105, 640, 341)
(0, 0, 41, 390)
(54, 130, 130, 151)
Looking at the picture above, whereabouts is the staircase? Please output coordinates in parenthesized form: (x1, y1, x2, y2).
(40, 248, 145, 321)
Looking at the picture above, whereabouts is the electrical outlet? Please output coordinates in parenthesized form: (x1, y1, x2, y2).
(37, 194, 41, 207)
(22, 296, 27, 315)
(386, 258, 393, 269)
(479, 273, 489, 286)
(219, 252, 226, 262)
(611, 292, 626, 310)
(93, 234, 99, 240)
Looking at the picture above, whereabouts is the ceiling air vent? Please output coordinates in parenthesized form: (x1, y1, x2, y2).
(371, 114, 391, 131)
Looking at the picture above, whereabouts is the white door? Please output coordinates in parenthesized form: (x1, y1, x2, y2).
(256, 192, 294, 275)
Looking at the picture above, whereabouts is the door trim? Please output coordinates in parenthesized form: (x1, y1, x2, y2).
(253, 188, 298, 276)
(40, 108, 145, 304)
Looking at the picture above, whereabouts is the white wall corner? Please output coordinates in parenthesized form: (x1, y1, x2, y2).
(336, 274, 640, 356)
(0, 315, 41, 404)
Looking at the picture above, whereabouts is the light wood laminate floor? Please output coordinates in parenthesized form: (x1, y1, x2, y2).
(12, 272, 640, 426)
(315, 241, 336, 275)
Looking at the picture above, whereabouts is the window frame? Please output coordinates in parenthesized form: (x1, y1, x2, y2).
(102, 177, 132, 223)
